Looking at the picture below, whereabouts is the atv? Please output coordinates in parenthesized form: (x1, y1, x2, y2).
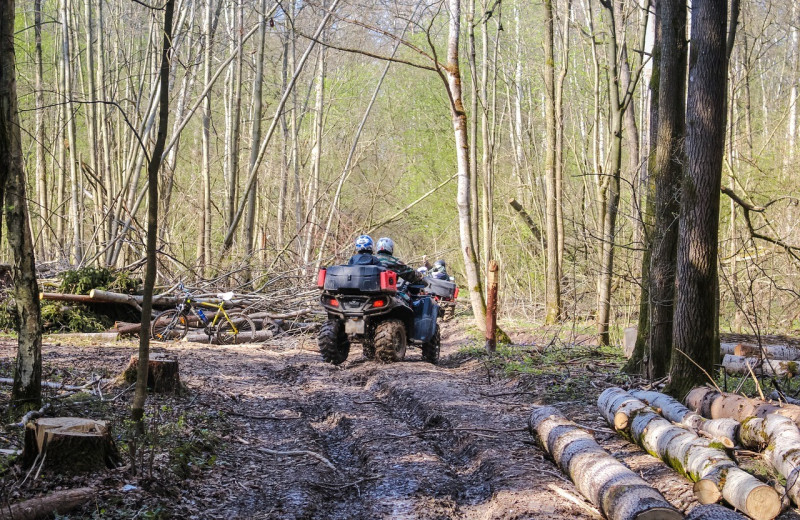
(424, 276, 458, 321)
(317, 264, 441, 365)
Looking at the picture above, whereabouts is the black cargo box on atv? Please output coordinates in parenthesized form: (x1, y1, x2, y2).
(323, 265, 393, 293)
(425, 277, 457, 299)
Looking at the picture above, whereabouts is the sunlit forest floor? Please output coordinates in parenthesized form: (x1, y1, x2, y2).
(1, 320, 800, 519)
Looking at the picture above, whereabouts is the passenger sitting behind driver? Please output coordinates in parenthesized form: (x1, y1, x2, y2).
(374, 237, 423, 284)
(430, 259, 449, 280)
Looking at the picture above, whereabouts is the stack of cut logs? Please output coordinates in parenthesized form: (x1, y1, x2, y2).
(530, 386, 800, 520)
(720, 342, 800, 378)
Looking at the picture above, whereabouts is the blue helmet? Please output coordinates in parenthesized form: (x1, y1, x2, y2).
(354, 234, 374, 253)
(376, 237, 394, 255)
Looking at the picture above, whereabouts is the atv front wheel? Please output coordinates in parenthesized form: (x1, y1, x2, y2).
(421, 326, 440, 364)
(374, 319, 407, 363)
(319, 319, 351, 365)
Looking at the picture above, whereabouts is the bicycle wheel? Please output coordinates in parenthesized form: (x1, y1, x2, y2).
(151, 309, 189, 342)
(216, 312, 256, 345)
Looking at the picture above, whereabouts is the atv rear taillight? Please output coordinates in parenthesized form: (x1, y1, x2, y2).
(380, 270, 397, 292)
(317, 268, 327, 289)
(454, 287, 459, 298)
(322, 295, 339, 307)
(372, 299, 386, 308)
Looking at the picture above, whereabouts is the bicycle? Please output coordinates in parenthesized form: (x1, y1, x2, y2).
(151, 284, 256, 344)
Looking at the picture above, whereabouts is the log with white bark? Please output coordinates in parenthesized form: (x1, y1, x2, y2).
(597, 387, 649, 435)
(720, 343, 739, 356)
(529, 406, 682, 520)
(721, 354, 798, 377)
(603, 389, 780, 520)
(685, 387, 800, 426)
(0, 487, 95, 520)
(734, 343, 800, 361)
(630, 390, 738, 448)
(738, 414, 800, 507)
(685, 504, 747, 520)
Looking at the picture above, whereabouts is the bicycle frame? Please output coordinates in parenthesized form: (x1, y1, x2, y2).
(183, 296, 240, 335)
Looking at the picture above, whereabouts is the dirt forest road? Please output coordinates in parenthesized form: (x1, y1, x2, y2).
(5, 322, 794, 519)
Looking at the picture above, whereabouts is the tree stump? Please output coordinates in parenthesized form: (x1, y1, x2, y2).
(23, 418, 120, 473)
(122, 353, 180, 393)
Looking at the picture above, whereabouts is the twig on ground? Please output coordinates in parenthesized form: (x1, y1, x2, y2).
(257, 447, 338, 473)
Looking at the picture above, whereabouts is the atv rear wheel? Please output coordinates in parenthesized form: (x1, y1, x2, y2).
(421, 326, 440, 364)
(374, 319, 406, 363)
(318, 319, 351, 365)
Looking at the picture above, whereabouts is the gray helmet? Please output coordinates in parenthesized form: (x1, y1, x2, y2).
(376, 237, 394, 255)
(433, 259, 446, 270)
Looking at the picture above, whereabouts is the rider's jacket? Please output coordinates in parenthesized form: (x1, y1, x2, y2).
(347, 253, 381, 266)
(375, 253, 423, 284)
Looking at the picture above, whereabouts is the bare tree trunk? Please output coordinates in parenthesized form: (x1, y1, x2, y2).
(84, 0, 100, 259)
(648, 0, 687, 379)
(785, 1, 798, 172)
(132, 0, 174, 427)
(97, 0, 113, 257)
(225, 1, 243, 230)
(1, 0, 43, 412)
(303, 37, 326, 270)
(466, 0, 481, 260)
(444, 0, 486, 331)
(625, 0, 661, 376)
(62, 0, 83, 263)
(543, 0, 561, 324)
(554, 0, 571, 280)
(199, 0, 215, 275)
(244, 0, 269, 285)
(34, 0, 48, 259)
(667, 0, 729, 398)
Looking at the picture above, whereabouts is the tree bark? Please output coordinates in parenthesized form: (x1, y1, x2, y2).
(721, 354, 798, 377)
(444, 0, 487, 331)
(33, 0, 48, 259)
(132, 0, 175, 427)
(685, 387, 800, 425)
(667, 0, 730, 397)
(1, 0, 43, 413)
(601, 390, 780, 519)
(529, 405, 682, 520)
(543, 0, 561, 324)
(0, 487, 96, 520)
(648, 0, 687, 379)
(738, 414, 800, 507)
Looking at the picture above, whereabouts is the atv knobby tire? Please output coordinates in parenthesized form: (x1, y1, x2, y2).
(374, 319, 406, 363)
(421, 326, 440, 364)
(319, 319, 351, 365)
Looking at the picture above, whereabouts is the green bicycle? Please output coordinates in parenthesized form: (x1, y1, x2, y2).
(151, 284, 256, 344)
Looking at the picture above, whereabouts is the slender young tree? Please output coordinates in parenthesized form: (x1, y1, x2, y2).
(1, 0, 43, 412)
(132, 0, 175, 427)
(666, 0, 729, 398)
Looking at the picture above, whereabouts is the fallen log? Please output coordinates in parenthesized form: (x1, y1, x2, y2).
(44, 332, 120, 342)
(734, 343, 800, 360)
(184, 329, 273, 344)
(38, 292, 95, 303)
(738, 414, 800, 507)
(597, 387, 649, 435)
(114, 321, 141, 335)
(23, 418, 120, 472)
(720, 343, 739, 356)
(0, 487, 96, 520)
(630, 390, 738, 448)
(767, 390, 800, 406)
(686, 504, 748, 520)
(248, 308, 313, 320)
(529, 405, 682, 520)
(721, 354, 798, 377)
(603, 389, 780, 520)
(122, 353, 180, 393)
(685, 387, 800, 426)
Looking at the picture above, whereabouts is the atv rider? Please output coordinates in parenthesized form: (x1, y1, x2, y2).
(430, 259, 449, 280)
(347, 235, 381, 266)
(375, 237, 424, 285)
